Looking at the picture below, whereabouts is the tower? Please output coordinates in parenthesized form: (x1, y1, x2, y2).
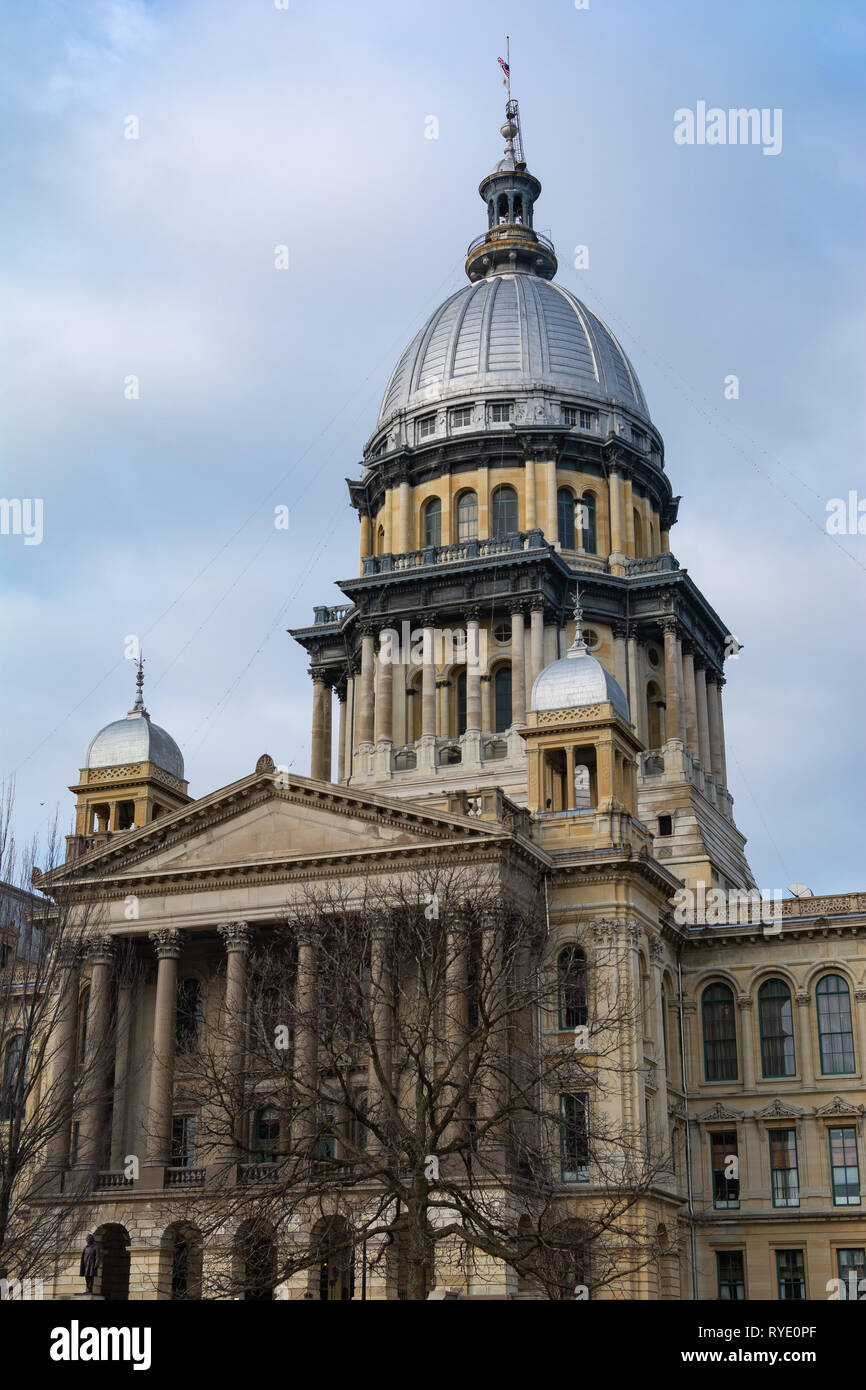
(67, 658, 190, 859)
(290, 102, 754, 892)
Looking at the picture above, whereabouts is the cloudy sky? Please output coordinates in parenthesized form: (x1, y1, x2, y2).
(1, 0, 864, 892)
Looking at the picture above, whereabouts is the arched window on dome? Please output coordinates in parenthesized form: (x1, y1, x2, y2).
(494, 665, 512, 733)
(581, 492, 597, 554)
(513, 194, 524, 225)
(557, 488, 576, 550)
(456, 491, 478, 543)
(491, 486, 519, 540)
(633, 508, 644, 558)
(758, 978, 796, 1078)
(497, 193, 508, 224)
(422, 497, 441, 549)
(646, 680, 665, 750)
(376, 525, 385, 556)
(816, 975, 855, 1074)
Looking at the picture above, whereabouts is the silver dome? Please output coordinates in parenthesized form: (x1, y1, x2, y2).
(377, 273, 649, 429)
(531, 649, 630, 722)
(86, 711, 185, 779)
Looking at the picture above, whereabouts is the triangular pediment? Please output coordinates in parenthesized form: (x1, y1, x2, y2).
(42, 768, 506, 889)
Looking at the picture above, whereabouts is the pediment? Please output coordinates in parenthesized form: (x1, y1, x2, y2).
(44, 769, 501, 888)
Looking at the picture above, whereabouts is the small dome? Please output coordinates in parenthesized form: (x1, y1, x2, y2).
(531, 645, 630, 722)
(85, 659, 184, 779)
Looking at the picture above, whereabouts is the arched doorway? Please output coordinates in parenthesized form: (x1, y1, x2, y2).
(160, 1221, 203, 1300)
(309, 1216, 355, 1301)
(235, 1220, 276, 1301)
(93, 1223, 130, 1301)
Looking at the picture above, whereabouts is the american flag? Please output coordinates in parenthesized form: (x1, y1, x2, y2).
(498, 56, 510, 78)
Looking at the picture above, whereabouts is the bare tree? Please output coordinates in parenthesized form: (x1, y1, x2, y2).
(179, 866, 676, 1300)
(0, 788, 141, 1289)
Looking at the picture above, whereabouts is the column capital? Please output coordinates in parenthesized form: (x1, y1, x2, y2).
(736, 995, 754, 1011)
(309, 668, 328, 686)
(659, 615, 679, 637)
(419, 611, 438, 630)
(149, 928, 184, 961)
(509, 600, 527, 618)
(464, 606, 481, 624)
(218, 920, 251, 953)
(612, 618, 628, 640)
(85, 934, 115, 966)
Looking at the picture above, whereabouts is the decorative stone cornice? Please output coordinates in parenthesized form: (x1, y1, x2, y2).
(149, 928, 184, 961)
(695, 1101, 744, 1124)
(218, 920, 251, 954)
(754, 1097, 804, 1120)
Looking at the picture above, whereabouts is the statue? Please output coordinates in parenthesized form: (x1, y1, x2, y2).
(79, 1234, 100, 1294)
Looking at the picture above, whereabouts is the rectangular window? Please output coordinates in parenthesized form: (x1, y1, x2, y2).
(632, 428, 646, 450)
(416, 414, 436, 440)
(450, 406, 473, 429)
(829, 1126, 861, 1206)
(837, 1248, 866, 1292)
(560, 1093, 589, 1183)
(171, 1114, 196, 1168)
(579, 409, 597, 431)
(716, 1250, 745, 1300)
(562, 405, 577, 426)
(711, 1131, 740, 1209)
(776, 1249, 806, 1301)
(770, 1129, 799, 1207)
(488, 401, 513, 424)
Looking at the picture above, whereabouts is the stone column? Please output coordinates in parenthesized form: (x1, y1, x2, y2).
(46, 946, 82, 1171)
(565, 746, 576, 811)
(146, 929, 183, 1165)
(714, 679, 728, 784)
(706, 675, 724, 782)
(480, 674, 492, 732)
(421, 621, 437, 737)
(109, 971, 134, 1171)
(608, 466, 625, 555)
(443, 922, 468, 1149)
(737, 997, 755, 1089)
(627, 635, 645, 742)
(612, 621, 628, 694)
(466, 614, 482, 732)
(366, 927, 393, 1153)
(529, 604, 544, 690)
(661, 618, 685, 744)
(694, 662, 712, 769)
(358, 629, 375, 746)
(375, 631, 393, 744)
(623, 476, 636, 557)
(218, 921, 251, 1159)
(77, 936, 115, 1169)
(478, 915, 507, 1161)
(398, 477, 411, 553)
(436, 679, 450, 737)
(510, 606, 526, 726)
(310, 674, 329, 781)
(336, 686, 347, 782)
(682, 645, 699, 759)
(525, 456, 537, 529)
(294, 928, 318, 1145)
(545, 459, 557, 543)
(795, 993, 815, 1086)
(359, 513, 371, 561)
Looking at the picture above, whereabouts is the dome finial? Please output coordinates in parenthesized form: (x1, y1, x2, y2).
(129, 651, 148, 716)
(567, 585, 588, 658)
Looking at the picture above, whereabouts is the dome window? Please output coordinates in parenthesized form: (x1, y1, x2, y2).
(488, 401, 514, 425)
(422, 497, 441, 549)
(579, 409, 598, 432)
(415, 414, 436, 442)
(449, 406, 473, 430)
(562, 405, 577, 427)
(494, 666, 512, 732)
(557, 488, 576, 550)
(580, 492, 597, 554)
(493, 622, 511, 645)
(491, 485, 519, 539)
(456, 491, 478, 542)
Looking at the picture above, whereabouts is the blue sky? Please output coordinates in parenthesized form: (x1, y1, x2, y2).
(1, 0, 864, 891)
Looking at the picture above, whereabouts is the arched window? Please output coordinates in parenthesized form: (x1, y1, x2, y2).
(557, 487, 576, 550)
(491, 486, 519, 539)
(76, 986, 90, 1066)
(633, 508, 643, 557)
(456, 490, 478, 542)
(376, 525, 385, 555)
(455, 670, 467, 736)
(759, 978, 796, 1077)
(422, 496, 441, 549)
(702, 983, 737, 1081)
(494, 665, 512, 733)
(253, 1106, 280, 1163)
(558, 947, 587, 1029)
(176, 977, 203, 1054)
(816, 975, 855, 1074)
(581, 492, 597, 554)
(0, 1033, 26, 1122)
(646, 681, 665, 749)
